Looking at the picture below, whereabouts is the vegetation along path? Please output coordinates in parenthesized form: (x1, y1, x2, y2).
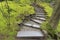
(17, 4, 47, 40)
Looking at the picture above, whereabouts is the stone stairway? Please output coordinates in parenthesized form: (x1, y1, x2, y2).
(17, 4, 47, 40)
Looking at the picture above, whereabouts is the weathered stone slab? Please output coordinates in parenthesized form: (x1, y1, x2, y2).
(23, 21, 40, 28)
(36, 13, 45, 15)
(17, 31, 44, 37)
(36, 15, 45, 17)
(33, 17, 46, 21)
(20, 26, 40, 31)
(31, 19, 43, 24)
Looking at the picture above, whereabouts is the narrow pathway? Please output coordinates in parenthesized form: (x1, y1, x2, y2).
(17, 4, 47, 40)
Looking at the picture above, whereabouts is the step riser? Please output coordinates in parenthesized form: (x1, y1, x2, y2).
(22, 24, 40, 29)
(36, 13, 47, 15)
(36, 15, 46, 17)
(17, 38, 44, 40)
(32, 18, 46, 21)
(30, 18, 44, 24)
(30, 19, 40, 24)
(36, 16, 46, 18)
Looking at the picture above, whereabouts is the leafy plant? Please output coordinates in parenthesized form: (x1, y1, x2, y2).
(38, 2, 53, 17)
(0, 1, 35, 40)
(57, 21, 60, 32)
(40, 1, 60, 40)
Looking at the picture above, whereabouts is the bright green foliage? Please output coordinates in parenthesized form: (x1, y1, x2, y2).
(40, 1, 60, 40)
(41, 21, 57, 33)
(14, 0, 32, 5)
(57, 21, 60, 32)
(38, 2, 53, 17)
(41, 21, 57, 39)
(20, 0, 31, 4)
(0, 1, 35, 40)
(39, 2, 60, 33)
(41, 21, 60, 40)
(41, 0, 54, 3)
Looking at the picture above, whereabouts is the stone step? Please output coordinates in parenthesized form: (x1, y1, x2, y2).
(35, 14, 45, 16)
(36, 16, 46, 18)
(36, 13, 46, 15)
(20, 26, 40, 31)
(30, 19, 44, 24)
(35, 15, 46, 17)
(17, 31, 44, 38)
(17, 36, 45, 40)
(17, 38, 43, 40)
(32, 17, 46, 21)
(35, 7, 44, 13)
(23, 21, 40, 28)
